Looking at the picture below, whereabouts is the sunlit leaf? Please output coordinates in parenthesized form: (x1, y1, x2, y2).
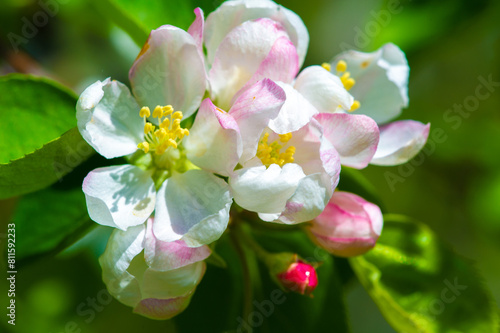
(350, 214, 499, 333)
(0, 74, 77, 164)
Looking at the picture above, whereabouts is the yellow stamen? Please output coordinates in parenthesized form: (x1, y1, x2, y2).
(144, 122, 155, 134)
(336, 60, 347, 72)
(139, 106, 151, 118)
(137, 105, 190, 155)
(257, 132, 296, 167)
(361, 61, 370, 68)
(152, 105, 163, 118)
(350, 100, 361, 112)
(321, 62, 331, 71)
(344, 78, 356, 91)
(137, 142, 150, 154)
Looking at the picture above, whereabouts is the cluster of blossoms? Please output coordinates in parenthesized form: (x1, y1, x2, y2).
(77, 0, 429, 319)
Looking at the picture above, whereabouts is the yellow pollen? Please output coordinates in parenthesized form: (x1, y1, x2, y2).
(344, 78, 356, 91)
(139, 106, 151, 118)
(137, 105, 189, 155)
(152, 105, 163, 118)
(321, 62, 331, 71)
(257, 132, 296, 167)
(361, 61, 370, 68)
(336, 60, 347, 72)
(144, 122, 155, 134)
(137, 142, 150, 153)
(350, 100, 361, 112)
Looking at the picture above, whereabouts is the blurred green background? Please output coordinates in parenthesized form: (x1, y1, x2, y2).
(1, 0, 499, 332)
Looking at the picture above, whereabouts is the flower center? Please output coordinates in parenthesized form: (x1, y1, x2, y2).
(137, 105, 190, 155)
(322, 60, 360, 112)
(256, 132, 296, 167)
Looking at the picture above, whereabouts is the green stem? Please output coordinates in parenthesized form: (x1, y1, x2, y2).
(233, 222, 271, 266)
(230, 226, 253, 322)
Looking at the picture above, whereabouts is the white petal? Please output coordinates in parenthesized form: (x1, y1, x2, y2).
(129, 25, 206, 118)
(153, 170, 232, 247)
(230, 164, 306, 214)
(268, 82, 319, 134)
(144, 218, 211, 271)
(314, 113, 379, 169)
(294, 66, 354, 112)
(82, 165, 156, 230)
(76, 78, 143, 159)
(332, 43, 409, 124)
(184, 98, 241, 177)
(209, 18, 290, 110)
(371, 120, 430, 166)
(205, 0, 309, 68)
(141, 262, 206, 300)
(99, 224, 146, 307)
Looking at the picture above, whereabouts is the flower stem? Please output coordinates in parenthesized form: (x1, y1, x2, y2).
(230, 225, 254, 322)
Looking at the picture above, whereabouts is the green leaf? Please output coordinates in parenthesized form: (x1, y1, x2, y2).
(94, 0, 225, 46)
(350, 214, 499, 333)
(0, 127, 94, 199)
(0, 74, 78, 164)
(13, 186, 94, 263)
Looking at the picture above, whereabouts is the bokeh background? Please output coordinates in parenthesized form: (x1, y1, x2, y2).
(1, 0, 499, 332)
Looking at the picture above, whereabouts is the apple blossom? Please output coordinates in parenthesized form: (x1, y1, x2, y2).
(329, 43, 430, 166)
(308, 191, 383, 257)
(77, 21, 235, 247)
(100, 218, 211, 319)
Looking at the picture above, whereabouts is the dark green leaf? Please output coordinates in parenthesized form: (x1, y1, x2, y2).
(13, 186, 94, 263)
(350, 214, 499, 333)
(0, 74, 77, 164)
(0, 127, 94, 199)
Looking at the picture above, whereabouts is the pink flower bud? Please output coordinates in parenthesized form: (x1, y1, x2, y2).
(277, 259, 318, 296)
(309, 191, 383, 257)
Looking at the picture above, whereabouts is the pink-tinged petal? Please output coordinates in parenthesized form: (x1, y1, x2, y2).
(332, 43, 409, 124)
(76, 78, 143, 159)
(314, 113, 380, 169)
(232, 36, 300, 103)
(230, 163, 306, 214)
(208, 18, 290, 109)
(184, 98, 241, 176)
(144, 218, 211, 271)
(82, 165, 155, 230)
(133, 294, 193, 320)
(205, 0, 309, 68)
(309, 191, 383, 257)
(153, 170, 232, 247)
(229, 79, 286, 162)
(129, 25, 206, 118)
(99, 224, 146, 307)
(187, 8, 205, 60)
(294, 66, 354, 112)
(371, 120, 430, 166)
(268, 83, 319, 134)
